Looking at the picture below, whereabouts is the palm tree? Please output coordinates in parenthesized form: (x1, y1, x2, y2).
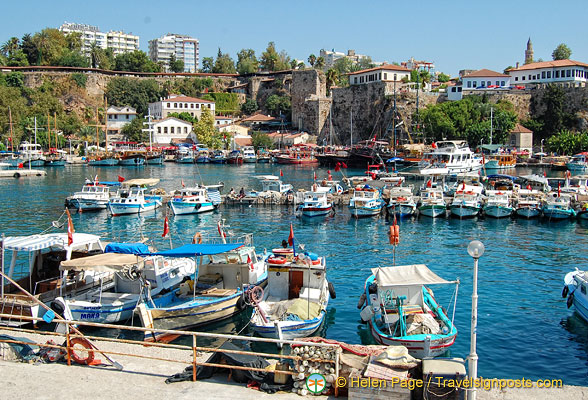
(315, 56, 325, 70)
(326, 69, 339, 96)
(89, 42, 101, 69)
(1, 37, 19, 57)
(308, 54, 316, 68)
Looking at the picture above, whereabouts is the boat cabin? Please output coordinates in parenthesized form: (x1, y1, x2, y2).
(266, 250, 326, 302)
(256, 175, 293, 194)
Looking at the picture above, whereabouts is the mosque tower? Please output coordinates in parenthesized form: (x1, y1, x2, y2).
(524, 37, 534, 64)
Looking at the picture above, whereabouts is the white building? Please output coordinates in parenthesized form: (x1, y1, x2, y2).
(106, 106, 137, 138)
(153, 117, 196, 144)
(148, 33, 199, 73)
(462, 69, 511, 90)
(58, 22, 139, 57)
(148, 94, 215, 120)
(215, 116, 233, 126)
(319, 49, 374, 68)
(507, 60, 588, 87)
(348, 64, 411, 85)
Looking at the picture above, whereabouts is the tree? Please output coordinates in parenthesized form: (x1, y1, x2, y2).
(547, 129, 588, 155)
(114, 50, 160, 72)
(20, 33, 38, 65)
(325, 68, 339, 95)
(251, 132, 273, 150)
(168, 112, 198, 124)
(539, 84, 575, 138)
(105, 78, 163, 114)
(201, 57, 214, 73)
(314, 56, 325, 70)
(265, 94, 291, 117)
(212, 48, 236, 74)
(169, 54, 185, 73)
(356, 57, 375, 70)
(260, 42, 279, 71)
(56, 50, 89, 67)
(552, 43, 572, 61)
(194, 108, 221, 148)
(241, 99, 258, 115)
(236, 48, 258, 75)
(1, 37, 20, 57)
(308, 54, 316, 68)
(121, 117, 147, 142)
(437, 73, 450, 83)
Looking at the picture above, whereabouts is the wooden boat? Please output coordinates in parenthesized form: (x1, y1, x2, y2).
(250, 249, 334, 340)
(542, 192, 576, 220)
(418, 188, 447, 218)
(297, 186, 332, 217)
(119, 152, 146, 166)
(88, 153, 120, 166)
(196, 149, 210, 163)
(361, 264, 459, 358)
(563, 268, 588, 323)
(18, 143, 45, 167)
(484, 154, 517, 169)
(210, 150, 227, 164)
(483, 190, 514, 218)
(227, 150, 244, 164)
(65, 182, 113, 211)
(146, 152, 164, 165)
(515, 189, 544, 219)
(54, 250, 196, 324)
(107, 179, 162, 216)
(386, 186, 417, 217)
(136, 239, 268, 342)
(275, 147, 318, 165)
(349, 186, 384, 218)
(169, 186, 216, 215)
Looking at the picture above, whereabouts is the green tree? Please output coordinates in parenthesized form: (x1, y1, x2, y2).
(333, 57, 355, 74)
(260, 42, 280, 71)
(308, 54, 316, 68)
(105, 78, 163, 114)
(212, 48, 236, 74)
(194, 108, 221, 148)
(56, 49, 89, 67)
(547, 129, 588, 155)
(314, 56, 325, 70)
(326, 68, 339, 95)
(552, 43, 572, 61)
(169, 53, 185, 73)
(168, 112, 198, 124)
(1, 37, 20, 57)
(20, 33, 39, 65)
(32, 28, 69, 65)
(5, 71, 24, 88)
(236, 48, 258, 75)
(6, 50, 29, 66)
(251, 131, 273, 150)
(121, 117, 147, 142)
(241, 99, 258, 115)
(201, 57, 214, 73)
(540, 84, 575, 138)
(437, 73, 450, 83)
(356, 57, 375, 70)
(265, 94, 291, 117)
(114, 50, 160, 72)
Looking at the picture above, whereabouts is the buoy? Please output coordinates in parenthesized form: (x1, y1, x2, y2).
(68, 337, 95, 365)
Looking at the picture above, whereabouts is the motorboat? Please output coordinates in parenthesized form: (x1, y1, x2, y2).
(250, 249, 333, 340)
(360, 264, 459, 358)
(419, 141, 482, 175)
(65, 181, 115, 211)
(53, 245, 196, 324)
(44, 150, 67, 167)
(227, 150, 243, 164)
(108, 179, 162, 216)
(210, 150, 227, 164)
(136, 235, 268, 342)
(242, 146, 257, 163)
(169, 186, 216, 215)
(386, 186, 417, 217)
(542, 192, 576, 220)
(563, 268, 588, 323)
(196, 149, 210, 163)
(257, 150, 272, 163)
(483, 190, 514, 218)
(0, 232, 104, 326)
(450, 185, 483, 218)
(297, 186, 332, 217)
(418, 187, 447, 218)
(349, 185, 384, 218)
(566, 153, 588, 172)
(175, 147, 195, 163)
(515, 189, 544, 219)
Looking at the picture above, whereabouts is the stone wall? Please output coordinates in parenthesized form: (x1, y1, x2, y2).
(291, 70, 329, 135)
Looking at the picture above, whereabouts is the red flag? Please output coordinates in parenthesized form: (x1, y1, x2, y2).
(432, 142, 437, 149)
(334, 162, 341, 172)
(181, 179, 185, 188)
(426, 179, 432, 188)
(288, 223, 294, 246)
(313, 171, 316, 181)
(247, 255, 254, 271)
(94, 175, 99, 185)
(162, 216, 169, 237)
(217, 221, 226, 239)
(462, 182, 466, 191)
(65, 208, 75, 246)
(526, 184, 532, 190)
(17, 163, 23, 169)
(543, 170, 547, 178)
(280, 169, 283, 177)
(118, 175, 125, 182)
(341, 162, 348, 169)
(558, 182, 561, 197)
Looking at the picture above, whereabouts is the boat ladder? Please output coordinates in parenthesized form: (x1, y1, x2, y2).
(0, 296, 25, 327)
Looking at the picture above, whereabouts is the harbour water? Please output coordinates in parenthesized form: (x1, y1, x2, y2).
(1, 163, 587, 385)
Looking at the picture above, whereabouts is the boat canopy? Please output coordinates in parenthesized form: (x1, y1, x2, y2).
(372, 264, 456, 287)
(256, 175, 280, 180)
(144, 243, 244, 258)
(122, 178, 160, 187)
(60, 253, 144, 272)
(104, 242, 150, 255)
(2, 233, 101, 252)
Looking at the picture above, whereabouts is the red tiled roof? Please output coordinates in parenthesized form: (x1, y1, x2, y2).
(163, 95, 214, 103)
(348, 64, 410, 76)
(508, 59, 588, 72)
(463, 69, 509, 78)
(215, 116, 232, 120)
(242, 113, 276, 122)
(234, 137, 252, 146)
(511, 123, 533, 134)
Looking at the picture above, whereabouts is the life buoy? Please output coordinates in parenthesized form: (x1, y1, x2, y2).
(562, 285, 569, 298)
(388, 225, 400, 245)
(567, 292, 574, 309)
(69, 337, 95, 365)
(192, 232, 203, 244)
(267, 257, 287, 265)
(312, 258, 321, 265)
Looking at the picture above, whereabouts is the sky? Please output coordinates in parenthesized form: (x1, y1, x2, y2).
(2, 0, 587, 76)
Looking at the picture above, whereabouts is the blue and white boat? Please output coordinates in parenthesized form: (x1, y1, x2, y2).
(360, 264, 459, 358)
(169, 186, 216, 215)
(418, 188, 447, 218)
(515, 189, 544, 219)
(119, 152, 146, 166)
(563, 268, 588, 323)
(243, 146, 257, 163)
(297, 187, 332, 217)
(108, 179, 162, 216)
(349, 186, 384, 218)
(175, 147, 195, 163)
(250, 249, 334, 340)
(566, 153, 588, 172)
(210, 150, 227, 164)
(450, 184, 483, 218)
(387, 186, 417, 217)
(542, 192, 576, 220)
(136, 237, 268, 342)
(66, 182, 114, 211)
(483, 190, 514, 218)
(196, 149, 210, 163)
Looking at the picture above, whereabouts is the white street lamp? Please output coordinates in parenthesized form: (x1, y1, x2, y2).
(467, 240, 484, 400)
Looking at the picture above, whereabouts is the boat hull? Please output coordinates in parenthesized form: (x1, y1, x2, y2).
(543, 208, 575, 220)
(89, 158, 119, 166)
(169, 200, 215, 215)
(67, 298, 137, 324)
(577, 210, 588, 220)
(119, 157, 145, 166)
(301, 206, 332, 217)
(388, 204, 417, 217)
(350, 206, 382, 218)
(450, 205, 480, 218)
(108, 198, 161, 215)
(68, 198, 109, 211)
(175, 157, 194, 163)
(45, 160, 66, 166)
(484, 205, 514, 218)
(515, 207, 541, 219)
(243, 157, 257, 163)
(418, 205, 446, 218)
(147, 156, 164, 165)
(251, 310, 326, 340)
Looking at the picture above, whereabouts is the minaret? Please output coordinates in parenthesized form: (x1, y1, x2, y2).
(524, 37, 534, 64)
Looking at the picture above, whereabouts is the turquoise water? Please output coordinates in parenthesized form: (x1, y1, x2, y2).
(1, 163, 587, 385)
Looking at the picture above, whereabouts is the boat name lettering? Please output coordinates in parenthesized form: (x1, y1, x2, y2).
(79, 312, 100, 319)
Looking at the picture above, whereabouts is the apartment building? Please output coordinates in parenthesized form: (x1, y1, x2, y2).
(148, 33, 199, 72)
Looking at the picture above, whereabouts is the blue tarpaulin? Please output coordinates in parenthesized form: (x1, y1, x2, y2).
(104, 242, 150, 254)
(142, 243, 244, 258)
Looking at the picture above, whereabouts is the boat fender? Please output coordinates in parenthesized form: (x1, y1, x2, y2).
(562, 285, 569, 298)
(236, 295, 246, 311)
(368, 283, 378, 295)
(50, 300, 66, 318)
(13, 172, 20, 179)
(69, 337, 95, 365)
(357, 293, 367, 309)
(192, 232, 203, 244)
(567, 292, 574, 309)
(328, 282, 336, 299)
(304, 252, 319, 261)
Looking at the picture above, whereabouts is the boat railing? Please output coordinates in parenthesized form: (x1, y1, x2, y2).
(200, 233, 254, 246)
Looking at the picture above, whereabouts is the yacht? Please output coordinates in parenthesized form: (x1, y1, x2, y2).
(18, 142, 45, 167)
(419, 141, 482, 175)
(243, 146, 257, 163)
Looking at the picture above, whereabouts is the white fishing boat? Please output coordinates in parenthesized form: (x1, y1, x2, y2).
(0, 232, 104, 325)
(360, 264, 459, 358)
(566, 153, 588, 172)
(483, 190, 514, 218)
(450, 186, 483, 218)
(242, 146, 257, 163)
(54, 249, 196, 324)
(65, 182, 113, 211)
(386, 186, 417, 217)
(563, 268, 588, 323)
(297, 186, 332, 217)
(250, 249, 334, 340)
(250, 175, 293, 196)
(418, 187, 447, 218)
(136, 235, 268, 342)
(419, 141, 482, 175)
(175, 147, 195, 163)
(169, 186, 216, 215)
(515, 189, 544, 219)
(18, 142, 46, 167)
(108, 179, 162, 216)
(349, 186, 384, 218)
(542, 192, 576, 220)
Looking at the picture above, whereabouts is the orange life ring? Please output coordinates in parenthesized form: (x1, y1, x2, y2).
(69, 337, 95, 365)
(192, 232, 203, 244)
(312, 258, 321, 265)
(388, 225, 400, 245)
(268, 257, 287, 265)
(272, 248, 293, 255)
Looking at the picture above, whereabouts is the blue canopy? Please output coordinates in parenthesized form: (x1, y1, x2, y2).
(104, 242, 150, 255)
(99, 181, 122, 186)
(486, 174, 515, 181)
(386, 157, 403, 163)
(142, 243, 244, 258)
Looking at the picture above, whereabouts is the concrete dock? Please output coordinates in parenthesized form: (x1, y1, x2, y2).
(0, 169, 46, 178)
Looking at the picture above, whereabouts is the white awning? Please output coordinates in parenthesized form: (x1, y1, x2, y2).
(2, 233, 101, 252)
(371, 264, 455, 287)
(60, 253, 144, 272)
(122, 178, 160, 187)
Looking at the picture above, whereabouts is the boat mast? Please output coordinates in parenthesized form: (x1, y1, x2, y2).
(33, 116, 37, 147)
(8, 107, 13, 151)
(47, 113, 51, 150)
(54, 112, 58, 150)
(142, 110, 154, 151)
(350, 110, 353, 147)
(490, 106, 493, 145)
(104, 98, 108, 153)
(329, 105, 333, 147)
(95, 106, 100, 150)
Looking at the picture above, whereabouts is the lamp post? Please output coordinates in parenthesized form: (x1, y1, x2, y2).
(540, 139, 545, 163)
(467, 240, 485, 400)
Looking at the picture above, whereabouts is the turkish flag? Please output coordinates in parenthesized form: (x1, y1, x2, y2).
(247, 255, 254, 271)
(288, 223, 295, 246)
(117, 175, 125, 182)
(280, 169, 283, 177)
(341, 162, 348, 169)
(181, 179, 185, 188)
(334, 162, 341, 172)
(162, 216, 169, 237)
(432, 142, 437, 149)
(65, 208, 75, 246)
(558, 182, 561, 197)
(426, 179, 432, 188)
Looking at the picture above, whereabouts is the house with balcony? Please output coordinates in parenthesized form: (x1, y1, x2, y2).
(348, 64, 410, 85)
(106, 106, 137, 141)
(148, 94, 215, 121)
(507, 59, 588, 88)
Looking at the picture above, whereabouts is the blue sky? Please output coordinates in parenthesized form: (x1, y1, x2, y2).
(2, 0, 587, 76)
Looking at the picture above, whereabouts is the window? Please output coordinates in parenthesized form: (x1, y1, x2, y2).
(185, 103, 188, 108)
(208, 104, 211, 109)
(196, 104, 200, 109)
(501, 81, 505, 86)
(171, 127, 174, 134)
(555, 70, 560, 78)
(473, 81, 477, 87)
(174, 103, 177, 108)
(379, 73, 382, 80)
(467, 81, 472, 88)
(179, 103, 182, 108)
(522, 76, 525, 81)
(547, 71, 551, 79)
(457, 87, 462, 92)
(451, 87, 456, 92)
(164, 127, 168, 134)
(113, 114, 118, 119)
(354, 77, 358, 84)
(542, 71, 546, 79)
(191, 104, 194, 109)
(567, 70, 571, 77)
(157, 127, 161, 134)
(528, 75, 531, 80)
(384, 73, 387, 80)
(167, 103, 170, 107)
(184, 127, 188, 133)
(126, 115, 129, 119)
(191, 112, 194, 116)
(487, 81, 491, 86)
(515, 76, 518, 81)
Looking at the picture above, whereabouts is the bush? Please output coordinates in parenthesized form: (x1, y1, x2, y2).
(71, 73, 87, 88)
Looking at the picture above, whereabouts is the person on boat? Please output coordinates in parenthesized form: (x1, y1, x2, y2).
(239, 187, 245, 198)
(321, 178, 328, 187)
(178, 276, 195, 297)
(281, 239, 288, 249)
(229, 187, 236, 198)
